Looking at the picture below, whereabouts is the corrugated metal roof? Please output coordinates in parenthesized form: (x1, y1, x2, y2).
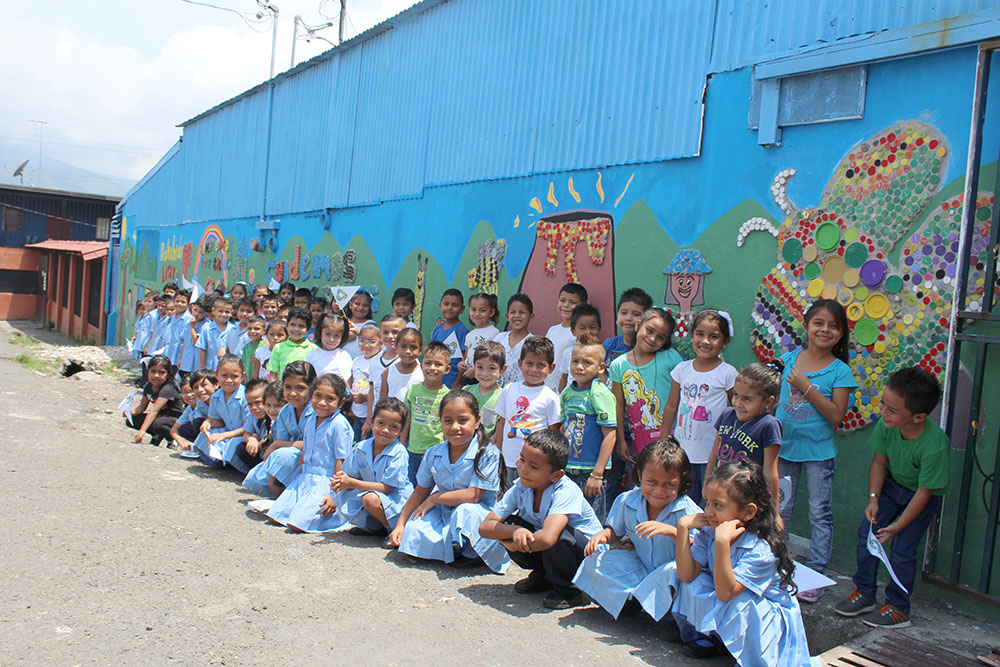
(26, 240, 108, 261)
(708, 0, 998, 73)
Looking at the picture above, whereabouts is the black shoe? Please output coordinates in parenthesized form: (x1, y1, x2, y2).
(659, 616, 682, 643)
(619, 598, 642, 617)
(542, 591, 591, 610)
(514, 571, 552, 594)
(448, 554, 486, 569)
(349, 526, 375, 536)
(680, 639, 724, 659)
(149, 434, 164, 447)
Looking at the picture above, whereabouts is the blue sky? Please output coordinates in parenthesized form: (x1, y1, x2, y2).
(1, 0, 414, 195)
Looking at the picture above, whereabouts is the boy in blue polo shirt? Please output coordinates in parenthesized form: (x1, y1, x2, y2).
(196, 296, 234, 371)
(560, 332, 617, 523)
(834, 366, 950, 629)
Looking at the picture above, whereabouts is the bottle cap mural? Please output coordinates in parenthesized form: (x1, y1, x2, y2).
(738, 121, 997, 432)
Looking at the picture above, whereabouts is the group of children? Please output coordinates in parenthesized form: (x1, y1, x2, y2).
(124, 278, 953, 665)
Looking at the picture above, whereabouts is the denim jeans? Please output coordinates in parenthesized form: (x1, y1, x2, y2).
(779, 457, 836, 573)
(604, 450, 633, 505)
(852, 475, 941, 614)
(566, 471, 609, 524)
(407, 450, 423, 486)
(689, 463, 707, 507)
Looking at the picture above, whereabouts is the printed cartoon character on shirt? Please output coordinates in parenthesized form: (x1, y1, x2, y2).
(506, 395, 537, 439)
(780, 383, 811, 423)
(622, 369, 660, 436)
(352, 367, 371, 396)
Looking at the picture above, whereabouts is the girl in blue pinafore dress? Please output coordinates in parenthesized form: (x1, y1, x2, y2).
(574, 438, 700, 621)
(243, 361, 316, 498)
(193, 354, 249, 467)
(388, 390, 508, 571)
(267, 374, 354, 532)
(673, 461, 812, 666)
(328, 397, 413, 536)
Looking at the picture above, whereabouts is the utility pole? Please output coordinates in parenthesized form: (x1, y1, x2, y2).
(291, 15, 301, 68)
(339, 0, 347, 45)
(265, 2, 279, 78)
(28, 119, 46, 183)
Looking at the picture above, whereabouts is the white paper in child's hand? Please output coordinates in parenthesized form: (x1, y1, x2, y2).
(778, 476, 792, 512)
(867, 523, 908, 594)
(791, 562, 836, 591)
(118, 390, 137, 426)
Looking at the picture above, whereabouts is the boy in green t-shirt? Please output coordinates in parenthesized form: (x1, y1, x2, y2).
(560, 332, 617, 522)
(834, 366, 950, 629)
(266, 307, 318, 380)
(240, 316, 266, 381)
(467, 340, 505, 439)
(403, 341, 453, 485)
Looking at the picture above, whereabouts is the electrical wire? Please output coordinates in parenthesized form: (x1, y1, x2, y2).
(177, 0, 273, 32)
(0, 201, 102, 229)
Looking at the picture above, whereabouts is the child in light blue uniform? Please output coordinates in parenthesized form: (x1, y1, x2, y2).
(168, 289, 192, 369)
(243, 361, 316, 497)
(196, 296, 234, 371)
(267, 374, 354, 532)
(179, 296, 210, 375)
(133, 294, 157, 358)
(331, 398, 413, 536)
(171, 369, 217, 456)
(147, 296, 173, 355)
(389, 390, 506, 570)
(479, 430, 603, 610)
(193, 355, 249, 467)
(574, 438, 700, 624)
(673, 461, 812, 665)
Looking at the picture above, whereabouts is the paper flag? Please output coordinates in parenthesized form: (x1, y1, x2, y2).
(791, 562, 836, 592)
(126, 338, 134, 354)
(778, 475, 793, 512)
(118, 390, 137, 426)
(332, 285, 360, 310)
(867, 523, 908, 594)
(151, 346, 168, 356)
(268, 276, 281, 291)
(442, 330, 462, 358)
(181, 275, 201, 302)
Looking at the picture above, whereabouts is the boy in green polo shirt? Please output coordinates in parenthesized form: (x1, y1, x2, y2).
(834, 366, 950, 629)
(267, 306, 317, 380)
(403, 341, 452, 485)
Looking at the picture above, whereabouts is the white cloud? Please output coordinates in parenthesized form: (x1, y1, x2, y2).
(0, 0, 417, 190)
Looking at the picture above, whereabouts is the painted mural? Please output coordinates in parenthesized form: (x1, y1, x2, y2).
(737, 121, 997, 432)
(114, 122, 996, 443)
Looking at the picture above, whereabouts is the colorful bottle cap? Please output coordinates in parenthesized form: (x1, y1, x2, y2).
(782, 238, 803, 264)
(860, 259, 887, 287)
(808, 278, 825, 298)
(815, 222, 841, 251)
(854, 318, 879, 346)
(843, 268, 860, 287)
(855, 286, 869, 300)
(838, 288, 854, 306)
(847, 302, 865, 321)
(844, 242, 869, 268)
(804, 262, 821, 279)
(822, 255, 847, 283)
(884, 275, 903, 293)
(822, 283, 838, 300)
(865, 293, 890, 319)
(802, 244, 818, 262)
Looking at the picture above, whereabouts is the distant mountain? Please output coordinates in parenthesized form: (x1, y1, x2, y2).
(0, 141, 136, 198)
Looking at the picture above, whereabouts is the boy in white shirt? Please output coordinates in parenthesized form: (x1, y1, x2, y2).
(544, 282, 588, 391)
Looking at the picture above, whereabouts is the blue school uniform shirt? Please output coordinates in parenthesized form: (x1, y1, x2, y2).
(180, 319, 208, 373)
(301, 411, 353, 472)
(227, 324, 250, 355)
(272, 402, 315, 442)
(147, 313, 172, 354)
(493, 476, 603, 547)
(606, 488, 700, 570)
(242, 413, 270, 440)
(175, 400, 208, 427)
(135, 311, 158, 353)
(431, 319, 470, 388)
(602, 335, 633, 365)
(691, 527, 785, 597)
(416, 438, 501, 506)
(168, 311, 192, 365)
(207, 384, 249, 430)
(196, 320, 234, 371)
(341, 437, 412, 492)
(775, 349, 858, 461)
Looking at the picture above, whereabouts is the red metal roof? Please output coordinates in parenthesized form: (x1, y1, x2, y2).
(25, 240, 108, 262)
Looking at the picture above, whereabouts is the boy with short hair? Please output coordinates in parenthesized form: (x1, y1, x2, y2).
(431, 289, 469, 388)
(834, 367, 950, 629)
(227, 297, 256, 355)
(254, 319, 287, 380)
(468, 340, 505, 438)
(172, 368, 218, 455)
(252, 283, 268, 306)
(560, 332, 617, 523)
(197, 296, 234, 371)
(133, 292, 158, 359)
(241, 316, 266, 381)
(392, 287, 419, 329)
(479, 429, 602, 610)
(169, 289, 192, 370)
(293, 287, 312, 309)
(276, 303, 291, 323)
(162, 282, 179, 300)
(146, 294, 171, 355)
(260, 293, 281, 322)
(603, 287, 652, 364)
(402, 341, 453, 484)
(544, 283, 588, 391)
(556, 303, 602, 392)
(180, 296, 211, 376)
(266, 306, 317, 379)
(309, 297, 328, 335)
(493, 336, 562, 478)
(364, 314, 407, 435)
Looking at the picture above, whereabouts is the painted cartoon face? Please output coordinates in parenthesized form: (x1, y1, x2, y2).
(669, 273, 703, 312)
(515, 395, 530, 410)
(623, 374, 641, 398)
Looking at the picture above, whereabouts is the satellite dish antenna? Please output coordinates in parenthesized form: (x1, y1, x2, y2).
(12, 159, 29, 185)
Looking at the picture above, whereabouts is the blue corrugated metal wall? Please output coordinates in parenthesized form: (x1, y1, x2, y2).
(123, 0, 998, 223)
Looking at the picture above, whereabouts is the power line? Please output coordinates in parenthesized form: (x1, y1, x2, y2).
(0, 201, 103, 229)
(177, 0, 273, 33)
(0, 130, 165, 154)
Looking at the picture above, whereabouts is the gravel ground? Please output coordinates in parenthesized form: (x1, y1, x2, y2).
(1, 321, 995, 665)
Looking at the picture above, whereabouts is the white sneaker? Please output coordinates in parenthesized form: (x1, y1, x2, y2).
(796, 588, 824, 603)
(247, 499, 275, 513)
